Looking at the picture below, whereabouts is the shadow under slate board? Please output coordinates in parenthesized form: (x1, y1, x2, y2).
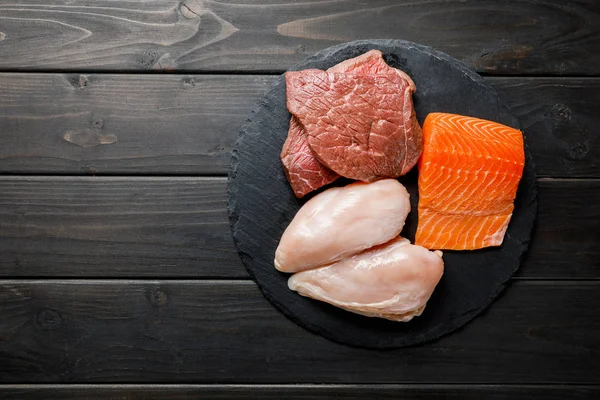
(228, 40, 538, 349)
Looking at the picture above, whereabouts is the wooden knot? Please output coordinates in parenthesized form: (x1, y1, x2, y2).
(550, 103, 571, 123)
(569, 141, 589, 160)
(35, 309, 62, 331)
(183, 77, 196, 87)
(148, 287, 168, 307)
(63, 130, 117, 148)
(67, 74, 89, 90)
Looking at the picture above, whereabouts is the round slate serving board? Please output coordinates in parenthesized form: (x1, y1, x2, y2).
(228, 40, 538, 349)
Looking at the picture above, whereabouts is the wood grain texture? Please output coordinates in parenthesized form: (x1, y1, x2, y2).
(0, 177, 244, 277)
(0, 75, 598, 177)
(493, 78, 600, 177)
(0, 177, 597, 278)
(1, 384, 598, 399)
(0, 280, 598, 383)
(520, 179, 600, 279)
(0, 74, 272, 174)
(0, 0, 597, 394)
(0, 1, 598, 74)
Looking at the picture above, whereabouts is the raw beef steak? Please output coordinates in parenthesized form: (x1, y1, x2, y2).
(286, 68, 422, 181)
(280, 116, 339, 198)
(281, 50, 420, 196)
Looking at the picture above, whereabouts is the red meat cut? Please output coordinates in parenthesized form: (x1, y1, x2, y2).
(281, 50, 405, 197)
(280, 116, 339, 198)
(284, 50, 422, 183)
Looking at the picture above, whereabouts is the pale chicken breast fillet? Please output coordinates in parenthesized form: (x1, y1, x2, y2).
(288, 237, 444, 322)
(274, 179, 410, 273)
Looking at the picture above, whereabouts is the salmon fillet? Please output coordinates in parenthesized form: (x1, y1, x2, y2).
(415, 113, 525, 250)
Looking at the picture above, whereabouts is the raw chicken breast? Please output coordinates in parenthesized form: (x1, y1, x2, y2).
(274, 179, 410, 273)
(288, 237, 444, 322)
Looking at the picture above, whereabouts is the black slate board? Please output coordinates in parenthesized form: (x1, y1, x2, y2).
(228, 40, 538, 349)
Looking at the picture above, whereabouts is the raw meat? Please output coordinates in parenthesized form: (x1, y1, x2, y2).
(415, 113, 525, 250)
(281, 50, 394, 198)
(281, 50, 421, 195)
(288, 237, 444, 322)
(285, 53, 421, 182)
(280, 117, 339, 198)
(329, 49, 413, 77)
(274, 179, 410, 273)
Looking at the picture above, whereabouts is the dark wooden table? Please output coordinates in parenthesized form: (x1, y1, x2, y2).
(0, 1, 599, 398)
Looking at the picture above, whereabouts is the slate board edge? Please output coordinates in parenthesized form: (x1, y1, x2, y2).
(227, 39, 538, 349)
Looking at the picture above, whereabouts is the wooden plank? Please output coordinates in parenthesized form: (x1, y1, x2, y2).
(493, 78, 599, 178)
(0, 177, 597, 278)
(0, 1, 598, 74)
(0, 280, 598, 383)
(0, 74, 273, 175)
(1, 75, 599, 177)
(0, 177, 245, 278)
(517, 179, 600, 279)
(1, 384, 598, 399)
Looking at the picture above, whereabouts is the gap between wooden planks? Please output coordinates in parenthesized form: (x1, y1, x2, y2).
(0, 384, 598, 399)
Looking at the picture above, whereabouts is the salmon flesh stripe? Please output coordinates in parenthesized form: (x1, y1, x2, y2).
(415, 112, 525, 250)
